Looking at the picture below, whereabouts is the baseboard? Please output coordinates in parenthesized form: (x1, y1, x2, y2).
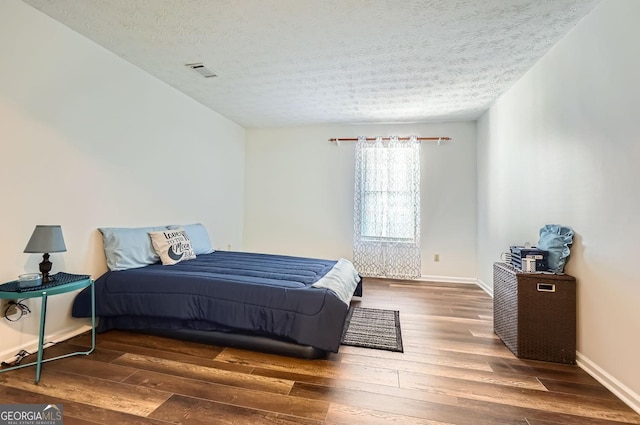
(0, 324, 92, 363)
(417, 275, 493, 297)
(418, 275, 478, 284)
(577, 351, 640, 415)
(476, 278, 493, 297)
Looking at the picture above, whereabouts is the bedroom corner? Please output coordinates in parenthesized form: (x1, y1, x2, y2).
(0, 0, 245, 363)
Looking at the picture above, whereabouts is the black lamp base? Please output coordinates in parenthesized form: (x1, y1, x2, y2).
(39, 253, 53, 283)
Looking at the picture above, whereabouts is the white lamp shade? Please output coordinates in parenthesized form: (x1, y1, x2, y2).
(24, 225, 67, 253)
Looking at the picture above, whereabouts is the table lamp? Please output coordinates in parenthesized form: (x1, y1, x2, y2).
(24, 225, 67, 283)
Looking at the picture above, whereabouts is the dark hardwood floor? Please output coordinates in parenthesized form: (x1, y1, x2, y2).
(1, 278, 639, 424)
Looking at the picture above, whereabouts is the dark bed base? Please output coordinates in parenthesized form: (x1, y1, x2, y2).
(134, 279, 362, 359)
(135, 281, 362, 359)
(354, 278, 363, 297)
(138, 328, 329, 359)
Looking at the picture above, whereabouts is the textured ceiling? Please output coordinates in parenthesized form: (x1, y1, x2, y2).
(23, 0, 600, 128)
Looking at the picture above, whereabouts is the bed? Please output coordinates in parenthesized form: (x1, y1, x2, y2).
(72, 250, 362, 358)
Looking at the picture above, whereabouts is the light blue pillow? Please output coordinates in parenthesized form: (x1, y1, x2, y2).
(167, 223, 214, 255)
(99, 226, 167, 271)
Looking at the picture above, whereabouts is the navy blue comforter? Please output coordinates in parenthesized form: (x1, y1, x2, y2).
(73, 251, 352, 351)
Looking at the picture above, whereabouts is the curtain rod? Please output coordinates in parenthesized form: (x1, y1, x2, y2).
(328, 137, 451, 143)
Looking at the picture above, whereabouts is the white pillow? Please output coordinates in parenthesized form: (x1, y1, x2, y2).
(148, 228, 196, 265)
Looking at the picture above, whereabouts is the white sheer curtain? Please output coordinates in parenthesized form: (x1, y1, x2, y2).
(353, 136, 421, 279)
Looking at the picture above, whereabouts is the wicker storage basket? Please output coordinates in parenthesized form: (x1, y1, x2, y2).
(493, 262, 576, 364)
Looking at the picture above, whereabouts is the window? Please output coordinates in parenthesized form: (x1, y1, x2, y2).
(359, 142, 419, 242)
(353, 136, 421, 278)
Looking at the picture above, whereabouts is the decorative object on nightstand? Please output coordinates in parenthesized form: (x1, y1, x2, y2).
(17, 272, 42, 289)
(24, 225, 67, 283)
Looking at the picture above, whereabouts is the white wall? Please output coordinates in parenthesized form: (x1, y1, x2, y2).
(244, 122, 477, 280)
(477, 0, 640, 408)
(0, 0, 245, 359)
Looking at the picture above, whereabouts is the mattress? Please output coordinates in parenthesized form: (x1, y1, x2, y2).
(72, 251, 360, 352)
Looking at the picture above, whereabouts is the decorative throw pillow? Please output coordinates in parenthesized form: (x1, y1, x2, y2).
(166, 223, 215, 255)
(148, 228, 196, 265)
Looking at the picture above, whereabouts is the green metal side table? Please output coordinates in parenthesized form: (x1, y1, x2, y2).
(0, 274, 95, 383)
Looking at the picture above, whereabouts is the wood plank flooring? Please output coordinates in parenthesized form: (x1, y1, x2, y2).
(1, 278, 639, 424)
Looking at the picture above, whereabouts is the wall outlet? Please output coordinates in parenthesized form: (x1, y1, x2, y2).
(434, 253, 440, 262)
(1, 299, 22, 321)
(1, 298, 16, 311)
(5, 302, 19, 318)
(227, 244, 231, 251)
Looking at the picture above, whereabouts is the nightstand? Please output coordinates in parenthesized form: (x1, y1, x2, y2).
(0, 273, 95, 383)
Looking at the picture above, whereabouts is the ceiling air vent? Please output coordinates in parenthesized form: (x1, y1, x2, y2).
(185, 63, 217, 78)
